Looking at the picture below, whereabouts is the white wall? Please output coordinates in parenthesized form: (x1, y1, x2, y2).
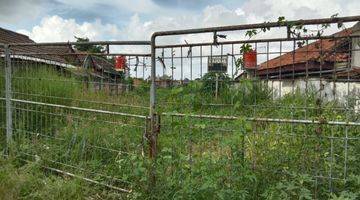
(351, 24, 360, 68)
(267, 78, 360, 112)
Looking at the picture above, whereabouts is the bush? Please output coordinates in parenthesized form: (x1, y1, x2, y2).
(200, 72, 231, 97)
(233, 78, 272, 108)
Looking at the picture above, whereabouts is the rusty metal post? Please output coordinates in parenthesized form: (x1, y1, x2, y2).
(149, 33, 158, 186)
(215, 73, 219, 99)
(287, 26, 292, 39)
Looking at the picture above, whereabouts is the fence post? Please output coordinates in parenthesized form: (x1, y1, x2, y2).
(4, 44, 12, 153)
(148, 33, 158, 187)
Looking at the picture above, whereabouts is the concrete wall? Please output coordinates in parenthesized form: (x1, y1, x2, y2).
(351, 23, 360, 68)
(266, 78, 360, 112)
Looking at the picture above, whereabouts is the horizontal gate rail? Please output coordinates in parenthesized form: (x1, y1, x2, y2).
(162, 112, 360, 126)
(19, 155, 132, 193)
(155, 35, 360, 48)
(8, 40, 151, 46)
(151, 15, 360, 37)
(0, 97, 148, 119)
(9, 52, 151, 57)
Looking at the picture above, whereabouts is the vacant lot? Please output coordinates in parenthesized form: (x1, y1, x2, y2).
(0, 66, 359, 199)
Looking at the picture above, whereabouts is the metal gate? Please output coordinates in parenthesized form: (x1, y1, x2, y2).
(150, 16, 360, 198)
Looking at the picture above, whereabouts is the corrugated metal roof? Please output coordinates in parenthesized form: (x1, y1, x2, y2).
(0, 27, 123, 80)
(0, 27, 79, 67)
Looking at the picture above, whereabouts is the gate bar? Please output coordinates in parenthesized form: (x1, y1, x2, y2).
(162, 112, 360, 126)
(4, 44, 12, 149)
(9, 40, 151, 46)
(4, 98, 148, 119)
(156, 35, 360, 48)
(152, 15, 360, 37)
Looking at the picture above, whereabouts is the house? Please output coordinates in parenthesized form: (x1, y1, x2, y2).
(80, 55, 129, 94)
(238, 22, 360, 104)
(0, 27, 79, 69)
(0, 27, 126, 89)
(256, 28, 360, 80)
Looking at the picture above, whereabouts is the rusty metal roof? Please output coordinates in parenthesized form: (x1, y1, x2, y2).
(0, 27, 34, 44)
(0, 27, 79, 66)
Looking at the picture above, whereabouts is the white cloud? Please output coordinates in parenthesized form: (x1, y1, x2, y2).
(19, 0, 360, 43)
(15, 0, 360, 79)
(18, 15, 121, 42)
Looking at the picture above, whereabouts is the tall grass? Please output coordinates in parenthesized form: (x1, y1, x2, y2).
(154, 77, 360, 199)
(0, 66, 359, 199)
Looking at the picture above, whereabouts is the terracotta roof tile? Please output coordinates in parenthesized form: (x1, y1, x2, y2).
(258, 29, 353, 71)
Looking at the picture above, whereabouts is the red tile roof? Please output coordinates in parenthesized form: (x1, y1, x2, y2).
(258, 29, 353, 72)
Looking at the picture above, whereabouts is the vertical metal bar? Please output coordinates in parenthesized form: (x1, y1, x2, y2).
(149, 34, 158, 186)
(200, 46, 203, 78)
(128, 55, 131, 78)
(215, 73, 219, 99)
(150, 39, 156, 144)
(343, 35, 351, 182)
(181, 47, 183, 82)
(171, 47, 174, 84)
(329, 126, 334, 193)
(143, 57, 145, 80)
(287, 26, 291, 39)
(303, 39, 309, 174)
(279, 41, 282, 98)
(162, 48, 165, 77)
(190, 47, 193, 80)
(135, 57, 138, 79)
(253, 42, 257, 117)
(266, 42, 271, 102)
(5, 44, 13, 151)
(231, 44, 234, 80)
(127, 56, 131, 92)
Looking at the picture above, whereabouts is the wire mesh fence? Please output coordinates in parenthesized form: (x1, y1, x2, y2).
(1, 41, 153, 193)
(1, 16, 360, 198)
(151, 17, 360, 198)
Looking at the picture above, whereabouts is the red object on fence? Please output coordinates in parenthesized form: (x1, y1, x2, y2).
(115, 56, 127, 71)
(243, 50, 257, 69)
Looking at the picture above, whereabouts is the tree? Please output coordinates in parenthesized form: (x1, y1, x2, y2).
(73, 36, 104, 53)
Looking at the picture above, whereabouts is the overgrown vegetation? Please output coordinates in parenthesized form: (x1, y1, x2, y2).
(0, 66, 359, 199)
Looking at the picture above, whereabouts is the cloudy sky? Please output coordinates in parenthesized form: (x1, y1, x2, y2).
(1, 0, 359, 42)
(1, 0, 359, 79)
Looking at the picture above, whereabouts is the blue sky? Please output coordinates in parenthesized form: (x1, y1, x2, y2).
(0, 0, 359, 42)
